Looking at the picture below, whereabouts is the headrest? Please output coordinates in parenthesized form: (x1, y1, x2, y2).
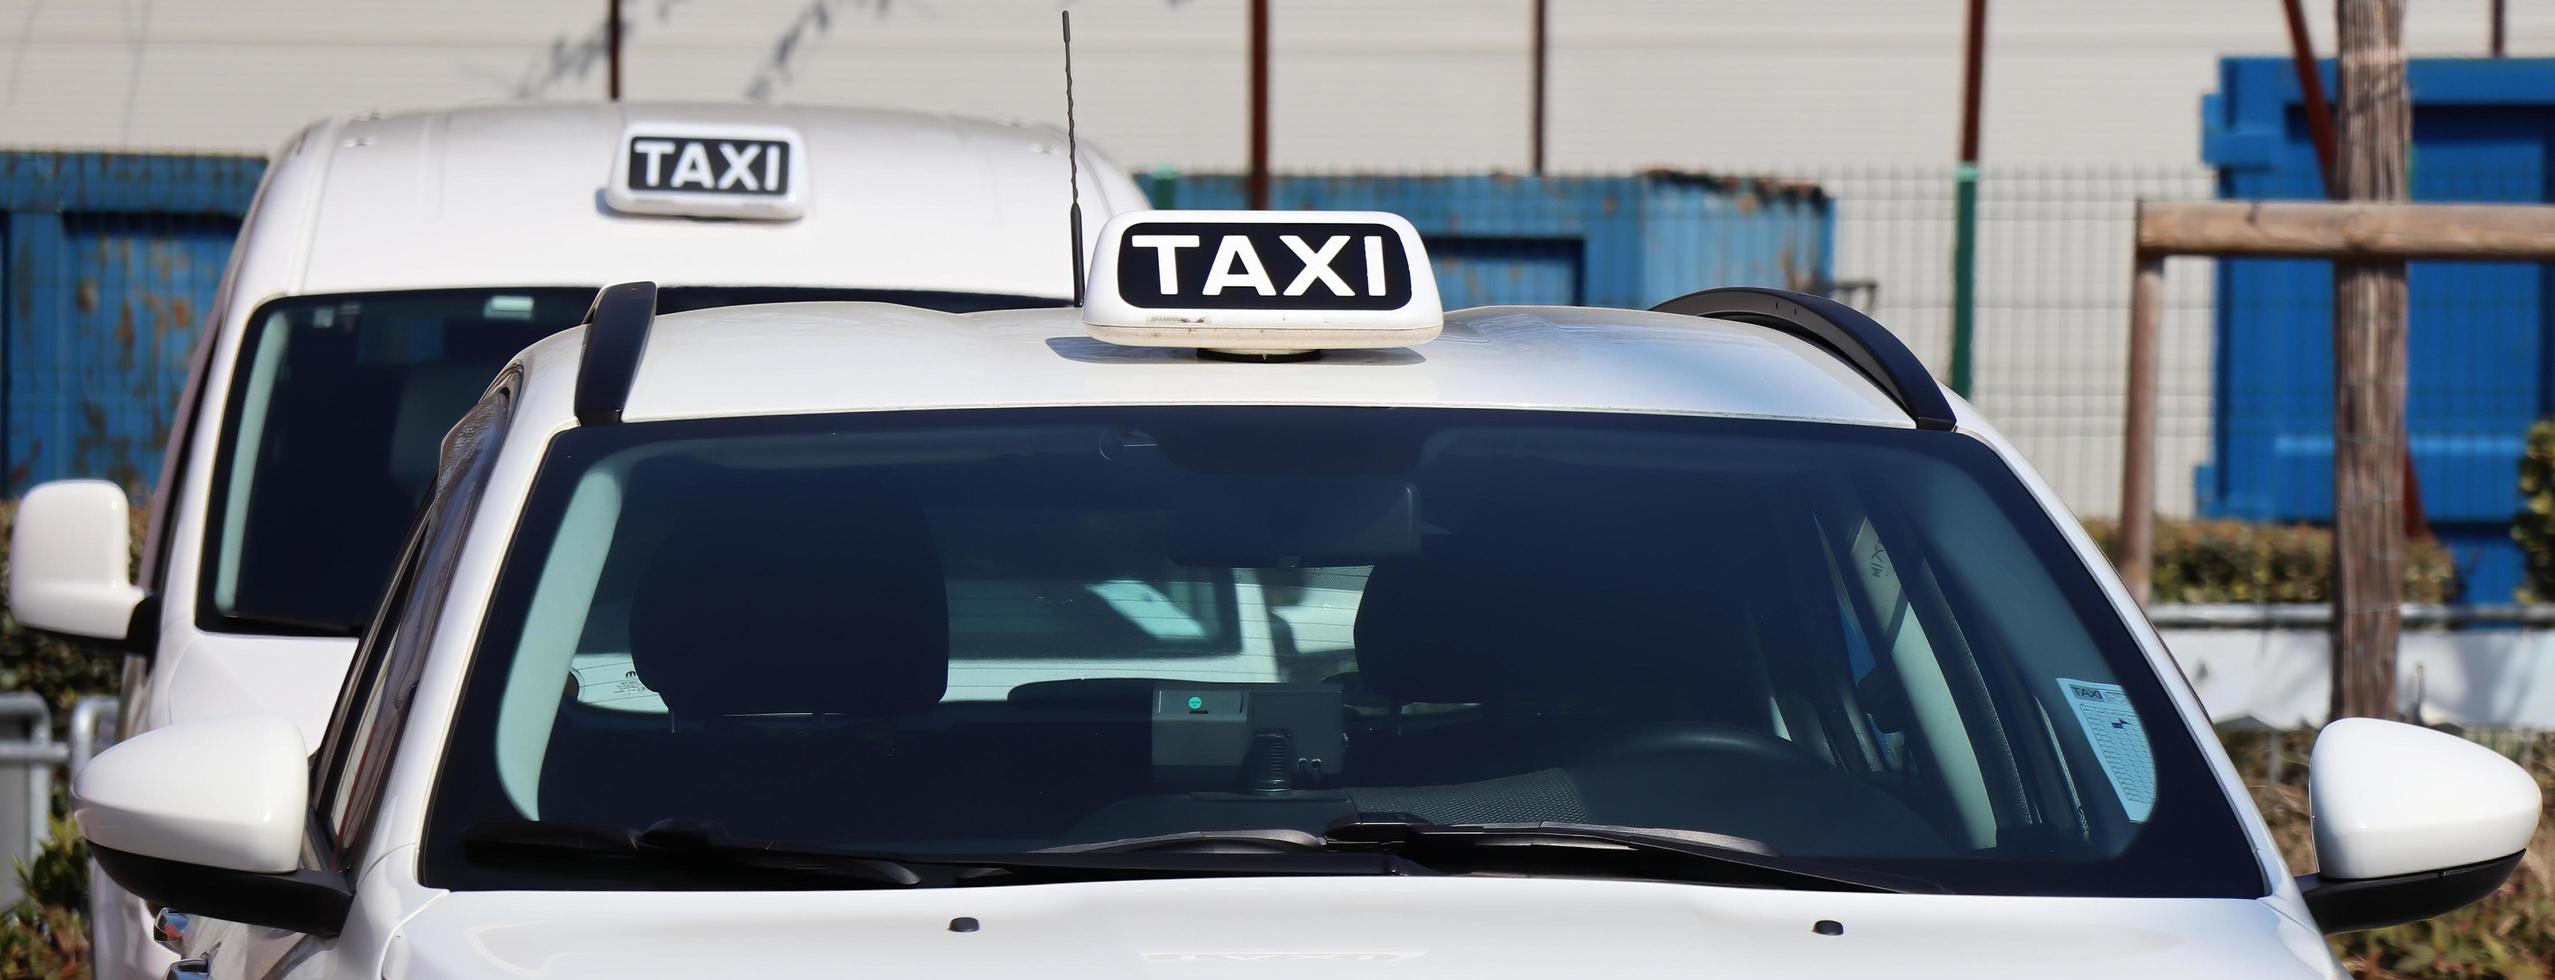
(1351, 539, 1729, 707)
(629, 495, 948, 718)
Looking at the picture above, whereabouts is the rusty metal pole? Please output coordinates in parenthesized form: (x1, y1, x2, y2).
(1530, 0, 1548, 175)
(2493, 0, 2507, 57)
(606, 0, 623, 101)
(2330, 0, 2411, 722)
(1947, 0, 1987, 397)
(2119, 244, 2165, 605)
(2281, 0, 2338, 193)
(1248, 0, 1271, 210)
(1957, 0, 1987, 167)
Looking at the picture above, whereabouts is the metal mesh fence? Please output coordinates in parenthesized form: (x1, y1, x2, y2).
(1155, 161, 2555, 561)
(1766, 164, 2220, 522)
(1152, 163, 2222, 523)
(1795, 162, 2548, 602)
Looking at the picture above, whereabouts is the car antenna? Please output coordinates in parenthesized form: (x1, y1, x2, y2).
(1062, 9, 1085, 307)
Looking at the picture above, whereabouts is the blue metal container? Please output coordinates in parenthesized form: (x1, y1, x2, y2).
(2, 152, 263, 495)
(2200, 57, 2555, 601)
(1141, 173, 1836, 310)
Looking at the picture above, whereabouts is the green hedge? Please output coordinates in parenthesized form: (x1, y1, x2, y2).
(2517, 419, 2555, 602)
(2085, 518, 2460, 605)
(0, 821, 88, 980)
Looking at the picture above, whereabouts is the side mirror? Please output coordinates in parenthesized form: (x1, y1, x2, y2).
(8, 480, 145, 641)
(73, 714, 351, 937)
(2298, 718, 2542, 933)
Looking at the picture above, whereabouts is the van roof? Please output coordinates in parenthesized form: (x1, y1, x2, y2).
(249, 102, 1141, 300)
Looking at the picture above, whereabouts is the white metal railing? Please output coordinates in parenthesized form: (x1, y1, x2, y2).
(2146, 603, 2555, 629)
(0, 693, 119, 906)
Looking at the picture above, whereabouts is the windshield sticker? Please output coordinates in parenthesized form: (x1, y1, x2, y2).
(2057, 677, 2157, 822)
(570, 653, 669, 714)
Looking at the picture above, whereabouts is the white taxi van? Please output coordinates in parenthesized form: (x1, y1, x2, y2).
(71, 212, 2540, 978)
(4, 101, 1145, 980)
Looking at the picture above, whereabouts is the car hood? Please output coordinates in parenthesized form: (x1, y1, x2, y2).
(387, 877, 2340, 979)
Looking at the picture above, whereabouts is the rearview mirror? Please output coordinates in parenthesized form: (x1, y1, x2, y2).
(74, 714, 351, 937)
(8, 480, 145, 641)
(2298, 718, 2541, 932)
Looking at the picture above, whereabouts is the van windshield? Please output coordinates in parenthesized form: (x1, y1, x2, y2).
(421, 406, 2262, 898)
(200, 287, 1063, 635)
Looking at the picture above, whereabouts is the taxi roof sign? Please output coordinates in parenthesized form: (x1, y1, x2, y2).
(605, 120, 808, 221)
(1082, 210, 1441, 354)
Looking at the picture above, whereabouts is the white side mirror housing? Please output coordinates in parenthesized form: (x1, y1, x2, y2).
(2301, 718, 2541, 932)
(74, 714, 308, 875)
(8, 480, 145, 640)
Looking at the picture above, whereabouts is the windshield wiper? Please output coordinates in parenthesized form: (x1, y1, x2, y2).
(459, 818, 928, 887)
(1043, 816, 1933, 893)
(459, 819, 1417, 887)
(1321, 815, 1935, 894)
(1039, 828, 1329, 854)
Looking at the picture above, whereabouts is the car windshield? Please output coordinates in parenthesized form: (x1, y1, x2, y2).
(422, 406, 2259, 898)
(200, 287, 1064, 635)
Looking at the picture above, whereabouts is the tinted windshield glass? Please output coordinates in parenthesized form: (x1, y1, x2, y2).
(423, 407, 2258, 898)
(201, 287, 1065, 635)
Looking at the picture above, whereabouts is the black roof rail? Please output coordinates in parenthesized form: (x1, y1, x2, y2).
(574, 281, 659, 426)
(1648, 286, 1957, 432)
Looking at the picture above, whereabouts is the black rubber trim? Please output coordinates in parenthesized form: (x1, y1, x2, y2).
(1648, 287, 1958, 431)
(92, 843, 353, 938)
(119, 593, 159, 654)
(2299, 850, 2523, 933)
(573, 281, 660, 426)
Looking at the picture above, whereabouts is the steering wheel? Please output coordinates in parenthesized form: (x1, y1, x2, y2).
(1573, 722, 1824, 771)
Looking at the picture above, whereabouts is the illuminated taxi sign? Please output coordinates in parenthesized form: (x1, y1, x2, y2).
(1083, 210, 1441, 354)
(604, 122, 807, 221)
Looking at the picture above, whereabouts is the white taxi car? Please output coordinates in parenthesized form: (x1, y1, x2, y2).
(72, 212, 2539, 978)
(4, 100, 1145, 980)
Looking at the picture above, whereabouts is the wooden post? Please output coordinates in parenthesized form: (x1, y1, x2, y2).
(2128, 202, 2555, 637)
(2330, 0, 2410, 722)
(2284, 0, 2435, 545)
(2117, 244, 2165, 606)
(2135, 201, 2555, 259)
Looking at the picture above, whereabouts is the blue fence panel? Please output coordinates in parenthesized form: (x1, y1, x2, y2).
(1, 152, 263, 495)
(2200, 57, 2555, 601)
(1140, 173, 1833, 311)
